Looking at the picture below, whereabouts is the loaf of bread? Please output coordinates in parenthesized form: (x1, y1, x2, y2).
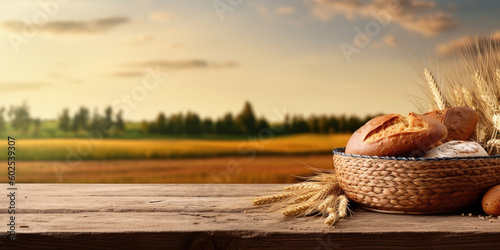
(424, 107, 478, 142)
(345, 113, 447, 157)
(423, 140, 488, 158)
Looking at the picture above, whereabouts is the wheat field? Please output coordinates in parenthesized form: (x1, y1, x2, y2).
(1, 155, 336, 183)
(3, 134, 351, 161)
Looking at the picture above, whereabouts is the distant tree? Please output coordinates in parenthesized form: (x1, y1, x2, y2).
(223, 113, 238, 134)
(115, 110, 126, 135)
(255, 118, 270, 133)
(32, 118, 41, 136)
(90, 108, 102, 134)
(156, 112, 167, 134)
(102, 106, 113, 136)
(346, 115, 362, 133)
(72, 106, 89, 131)
(58, 108, 71, 132)
(307, 115, 319, 133)
(317, 115, 327, 134)
(9, 102, 31, 133)
(283, 114, 291, 134)
(236, 101, 256, 135)
(168, 113, 184, 135)
(0, 107, 6, 134)
(202, 118, 214, 134)
(185, 112, 202, 135)
(290, 115, 309, 133)
(140, 121, 149, 134)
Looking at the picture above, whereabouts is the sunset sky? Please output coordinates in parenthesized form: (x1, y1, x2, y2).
(1, 0, 499, 122)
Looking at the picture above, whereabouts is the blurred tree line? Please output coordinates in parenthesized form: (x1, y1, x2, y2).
(141, 101, 379, 136)
(0, 103, 125, 137)
(0, 101, 378, 137)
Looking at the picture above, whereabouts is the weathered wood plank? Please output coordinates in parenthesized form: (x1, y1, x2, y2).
(1, 184, 499, 249)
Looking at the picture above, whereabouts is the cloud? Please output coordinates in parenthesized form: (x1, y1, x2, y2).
(437, 31, 500, 55)
(122, 59, 238, 69)
(123, 34, 154, 45)
(47, 73, 84, 84)
(107, 71, 144, 78)
(0, 17, 129, 35)
(383, 35, 398, 46)
(150, 11, 173, 22)
(276, 6, 295, 15)
(0, 82, 51, 93)
(309, 0, 458, 36)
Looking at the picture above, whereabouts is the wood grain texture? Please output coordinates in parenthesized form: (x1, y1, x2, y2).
(1, 184, 500, 249)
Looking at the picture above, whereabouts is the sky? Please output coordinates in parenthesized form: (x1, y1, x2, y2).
(0, 0, 499, 122)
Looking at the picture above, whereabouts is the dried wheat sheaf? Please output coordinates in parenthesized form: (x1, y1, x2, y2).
(419, 37, 500, 154)
(253, 172, 351, 226)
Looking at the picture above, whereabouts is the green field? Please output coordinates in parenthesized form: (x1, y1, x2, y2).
(3, 134, 351, 161)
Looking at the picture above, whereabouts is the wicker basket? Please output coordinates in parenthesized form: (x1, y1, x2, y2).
(333, 147, 500, 214)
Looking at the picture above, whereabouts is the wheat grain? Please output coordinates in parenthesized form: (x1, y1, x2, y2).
(424, 68, 446, 110)
(253, 192, 294, 205)
(337, 195, 349, 218)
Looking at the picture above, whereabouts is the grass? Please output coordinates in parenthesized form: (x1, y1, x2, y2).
(2, 154, 337, 183)
(2, 134, 351, 161)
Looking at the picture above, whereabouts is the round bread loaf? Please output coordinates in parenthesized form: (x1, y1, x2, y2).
(345, 113, 447, 157)
(482, 185, 500, 216)
(423, 140, 488, 158)
(424, 107, 478, 142)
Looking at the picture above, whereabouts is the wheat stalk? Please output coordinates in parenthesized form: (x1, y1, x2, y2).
(424, 68, 446, 110)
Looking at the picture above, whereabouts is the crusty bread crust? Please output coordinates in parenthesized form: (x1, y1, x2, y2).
(424, 107, 478, 142)
(345, 113, 447, 157)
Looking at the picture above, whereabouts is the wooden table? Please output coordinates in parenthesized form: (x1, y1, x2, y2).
(1, 184, 499, 249)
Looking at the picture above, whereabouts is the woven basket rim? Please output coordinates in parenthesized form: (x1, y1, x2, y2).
(333, 147, 500, 161)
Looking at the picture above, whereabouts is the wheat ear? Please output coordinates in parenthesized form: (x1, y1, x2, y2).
(318, 195, 337, 214)
(424, 68, 446, 110)
(337, 195, 349, 218)
(291, 191, 317, 204)
(283, 203, 312, 217)
(461, 87, 475, 109)
(474, 71, 498, 112)
(324, 206, 339, 225)
(284, 182, 321, 191)
(253, 192, 294, 205)
(496, 69, 500, 87)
